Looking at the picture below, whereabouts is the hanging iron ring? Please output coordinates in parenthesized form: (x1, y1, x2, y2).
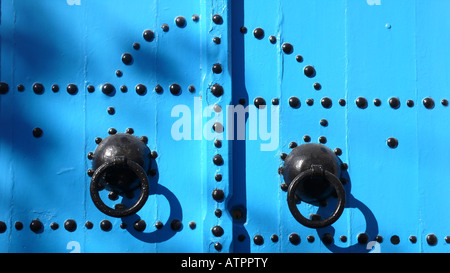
(287, 167, 345, 229)
(90, 156, 149, 218)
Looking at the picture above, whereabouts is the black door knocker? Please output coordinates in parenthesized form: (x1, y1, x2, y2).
(281, 143, 346, 228)
(89, 132, 151, 217)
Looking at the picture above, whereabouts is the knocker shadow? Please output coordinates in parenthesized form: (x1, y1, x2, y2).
(120, 159, 183, 243)
(315, 168, 379, 253)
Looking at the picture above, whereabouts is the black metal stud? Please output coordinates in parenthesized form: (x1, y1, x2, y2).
(254, 97, 266, 109)
(355, 97, 368, 109)
(319, 136, 327, 144)
(30, 219, 43, 233)
(271, 234, 279, 242)
(116, 70, 123, 77)
(189, 222, 196, 229)
(133, 42, 140, 50)
(0, 82, 9, 94)
(214, 242, 222, 251)
(289, 233, 300, 245)
(107, 107, 115, 115)
(321, 97, 332, 109)
(170, 84, 181, 95)
(134, 220, 146, 232)
(426, 234, 437, 246)
(155, 84, 163, 94)
(17, 84, 25, 92)
(33, 83, 44, 94)
(52, 84, 59, 93)
(409, 235, 417, 243)
(296, 55, 303, 62)
(306, 99, 314, 106)
(33, 127, 43, 138)
(253, 28, 264, 39)
(15, 222, 23, 230)
(143, 30, 155, 42)
(175, 16, 186, 28)
(272, 98, 279, 105)
(212, 189, 225, 201)
(102, 83, 115, 95)
(215, 209, 222, 218)
(304, 65, 316, 78)
(374, 98, 381, 106)
(357, 233, 369, 244)
(84, 221, 93, 229)
(390, 235, 400, 245)
(211, 84, 224, 97)
(50, 222, 59, 230)
(100, 220, 112, 231)
(407, 100, 414, 107)
(322, 233, 334, 245)
(212, 63, 222, 74)
(387, 137, 398, 149)
(339, 99, 346, 106)
(212, 226, 224, 237)
(212, 14, 223, 25)
(213, 37, 221, 44)
(423, 97, 435, 109)
(87, 85, 95, 93)
(313, 83, 322, 91)
(122, 53, 133, 65)
(307, 235, 315, 243)
(442, 99, 449, 106)
(213, 154, 224, 166)
(282, 43, 293, 54)
(67, 84, 78, 95)
(240, 26, 247, 34)
(253, 235, 264, 245)
(303, 135, 311, 142)
(389, 97, 400, 109)
(171, 219, 182, 231)
(136, 84, 147, 95)
(155, 221, 163, 230)
(289, 97, 300, 108)
(64, 219, 77, 232)
(214, 139, 222, 148)
(161, 24, 169, 32)
(320, 119, 328, 127)
(269, 36, 276, 44)
(192, 15, 200, 22)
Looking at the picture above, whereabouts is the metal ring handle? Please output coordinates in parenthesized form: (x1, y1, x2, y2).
(287, 168, 345, 229)
(90, 157, 149, 218)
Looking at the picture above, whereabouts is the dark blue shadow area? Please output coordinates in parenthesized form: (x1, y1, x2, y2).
(227, 0, 250, 253)
(120, 159, 183, 243)
(315, 168, 379, 253)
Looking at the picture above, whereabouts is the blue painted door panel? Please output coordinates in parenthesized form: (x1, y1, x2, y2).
(0, 0, 449, 253)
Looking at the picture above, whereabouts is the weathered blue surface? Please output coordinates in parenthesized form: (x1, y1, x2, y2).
(0, 0, 449, 253)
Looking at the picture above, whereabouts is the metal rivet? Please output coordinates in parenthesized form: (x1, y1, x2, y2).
(296, 55, 303, 62)
(374, 98, 381, 106)
(215, 173, 222, 182)
(108, 128, 117, 135)
(322, 233, 334, 245)
(334, 148, 342, 156)
(52, 84, 59, 93)
(175, 16, 186, 28)
(30, 219, 43, 233)
(254, 97, 266, 109)
(212, 63, 222, 74)
(340, 235, 347, 242)
(189, 221, 196, 229)
(0, 82, 9, 94)
(133, 42, 140, 50)
(214, 242, 222, 251)
(212, 189, 225, 201)
(271, 234, 279, 242)
(289, 233, 300, 245)
(171, 219, 182, 231)
(15, 222, 23, 230)
(357, 233, 369, 244)
(253, 27, 264, 39)
(143, 30, 155, 42)
(170, 83, 181, 95)
(50, 222, 59, 230)
(126, 128, 134, 134)
(240, 26, 247, 34)
(115, 70, 123, 77)
(212, 14, 223, 25)
(33, 127, 43, 138)
(192, 15, 200, 22)
(407, 100, 414, 107)
(307, 235, 315, 243)
(289, 141, 297, 149)
(320, 119, 328, 127)
(155, 221, 163, 230)
(238, 234, 246, 241)
(253, 235, 264, 245)
(387, 137, 398, 149)
(426, 234, 437, 246)
(122, 53, 133, 65)
(95, 137, 102, 144)
(87, 85, 95, 93)
(33, 83, 44, 94)
(442, 99, 449, 106)
(154, 84, 163, 94)
(376, 235, 383, 243)
(391, 235, 400, 245)
(17, 84, 25, 92)
(423, 97, 435, 109)
(313, 83, 321, 91)
(303, 135, 311, 142)
(100, 220, 112, 231)
(289, 97, 300, 108)
(64, 219, 77, 232)
(319, 136, 327, 144)
(339, 99, 346, 106)
(321, 97, 332, 109)
(215, 209, 222, 218)
(161, 24, 169, 32)
(102, 83, 115, 95)
(108, 191, 119, 201)
(134, 220, 146, 232)
(214, 139, 222, 148)
(389, 97, 400, 109)
(306, 99, 314, 106)
(212, 226, 224, 237)
(211, 84, 224, 97)
(213, 37, 221, 44)
(67, 84, 78, 95)
(272, 98, 279, 105)
(269, 35, 276, 44)
(409, 235, 417, 243)
(84, 221, 93, 229)
(355, 97, 368, 109)
(282, 43, 293, 54)
(136, 84, 147, 95)
(120, 85, 128, 93)
(213, 154, 224, 166)
(304, 65, 316, 78)
(107, 107, 115, 115)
